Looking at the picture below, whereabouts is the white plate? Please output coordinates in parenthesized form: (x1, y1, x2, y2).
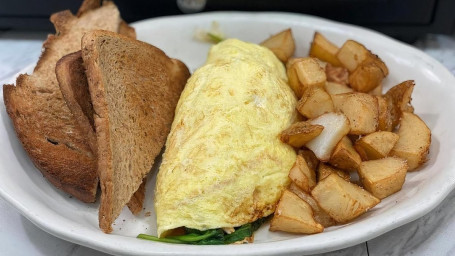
(1, 12, 455, 256)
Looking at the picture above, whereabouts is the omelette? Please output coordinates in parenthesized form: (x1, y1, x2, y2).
(155, 39, 297, 238)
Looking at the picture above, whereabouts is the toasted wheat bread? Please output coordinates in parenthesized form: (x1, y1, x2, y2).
(82, 30, 190, 232)
(2, 1, 123, 202)
(56, 51, 97, 153)
(56, 50, 147, 214)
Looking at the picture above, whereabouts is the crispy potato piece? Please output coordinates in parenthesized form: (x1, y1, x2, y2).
(261, 28, 295, 62)
(288, 155, 317, 192)
(294, 57, 327, 90)
(359, 157, 408, 199)
(309, 32, 342, 66)
(369, 83, 383, 96)
(315, 59, 328, 70)
(287, 65, 304, 98)
(286, 58, 310, 98)
(336, 40, 371, 72)
(324, 81, 354, 95)
(311, 174, 380, 223)
(329, 136, 362, 171)
(306, 112, 350, 161)
(287, 57, 327, 98)
(385, 80, 415, 127)
(288, 183, 337, 227)
(349, 62, 384, 92)
(355, 131, 399, 160)
(390, 112, 431, 171)
(386, 96, 401, 130)
(376, 96, 394, 131)
(296, 86, 334, 118)
(286, 57, 303, 70)
(332, 92, 379, 135)
(385, 80, 415, 109)
(367, 53, 389, 77)
(347, 134, 361, 143)
(317, 163, 350, 182)
(298, 149, 320, 171)
(270, 190, 324, 234)
(336, 40, 388, 77)
(280, 121, 324, 148)
(325, 63, 349, 85)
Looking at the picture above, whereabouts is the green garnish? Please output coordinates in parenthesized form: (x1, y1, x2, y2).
(137, 217, 269, 245)
(207, 33, 224, 43)
(170, 229, 223, 243)
(136, 234, 185, 244)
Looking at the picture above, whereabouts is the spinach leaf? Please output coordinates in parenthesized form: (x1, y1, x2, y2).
(223, 224, 252, 244)
(207, 33, 224, 43)
(137, 217, 269, 245)
(169, 229, 222, 242)
(137, 234, 185, 244)
(223, 216, 270, 244)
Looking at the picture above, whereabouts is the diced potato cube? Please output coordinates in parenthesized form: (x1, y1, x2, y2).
(354, 131, 399, 160)
(317, 163, 350, 182)
(349, 62, 384, 92)
(294, 57, 327, 90)
(336, 40, 371, 72)
(332, 92, 379, 135)
(324, 81, 354, 95)
(390, 112, 431, 171)
(358, 157, 408, 199)
(270, 190, 324, 234)
(367, 53, 389, 77)
(286, 57, 303, 70)
(261, 28, 295, 62)
(288, 183, 337, 227)
(280, 121, 324, 148)
(315, 59, 327, 70)
(296, 86, 334, 118)
(309, 32, 342, 66)
(369, 83, 383, 96)
(386, 80, 415, 110)
(311, 174, 380, 223)
(376, 96, 394, 131)
(385, 80, 415, 128)
(306, 112, 351, 161)
(288, 155, 317, 192)
(298, 149, 320, 172)
(287, 65, 304, 98)
(329, 136, 362, 171)
(325, 63, 349, 85)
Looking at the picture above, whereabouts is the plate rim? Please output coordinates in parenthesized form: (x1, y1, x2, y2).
(1, 11, 455, 256)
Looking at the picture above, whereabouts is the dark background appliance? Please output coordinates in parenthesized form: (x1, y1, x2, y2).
(0, 0, 454, 43)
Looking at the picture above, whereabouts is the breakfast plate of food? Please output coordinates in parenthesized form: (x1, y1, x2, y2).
(1, 0, 455, 255)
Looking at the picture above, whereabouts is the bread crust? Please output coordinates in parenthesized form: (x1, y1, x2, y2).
(56, 51, 98, 153)
(126, 178, 147, 215)
(2, 0, 122, 202)
(56, 50, 146, 214)
(82, 30, 190, 232)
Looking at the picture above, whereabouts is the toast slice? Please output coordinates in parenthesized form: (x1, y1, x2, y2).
(56, 51, 97, 153)
(77, 0, 137, 39)
(82, 30, 190, 233)
(56, 51, 146, 214)
(2, 1, 124, 202)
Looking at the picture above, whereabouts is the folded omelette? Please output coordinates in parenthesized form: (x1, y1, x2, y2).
(155, 38, 297, 237)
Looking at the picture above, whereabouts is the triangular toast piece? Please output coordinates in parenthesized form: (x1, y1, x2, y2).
(56, 51, 97, 153)
(3, 1, 124, 202)
(82, 30, 190, 232)
(56, 51, 147, 214)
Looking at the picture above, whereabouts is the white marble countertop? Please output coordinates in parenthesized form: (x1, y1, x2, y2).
(0, 30, 454, 256)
